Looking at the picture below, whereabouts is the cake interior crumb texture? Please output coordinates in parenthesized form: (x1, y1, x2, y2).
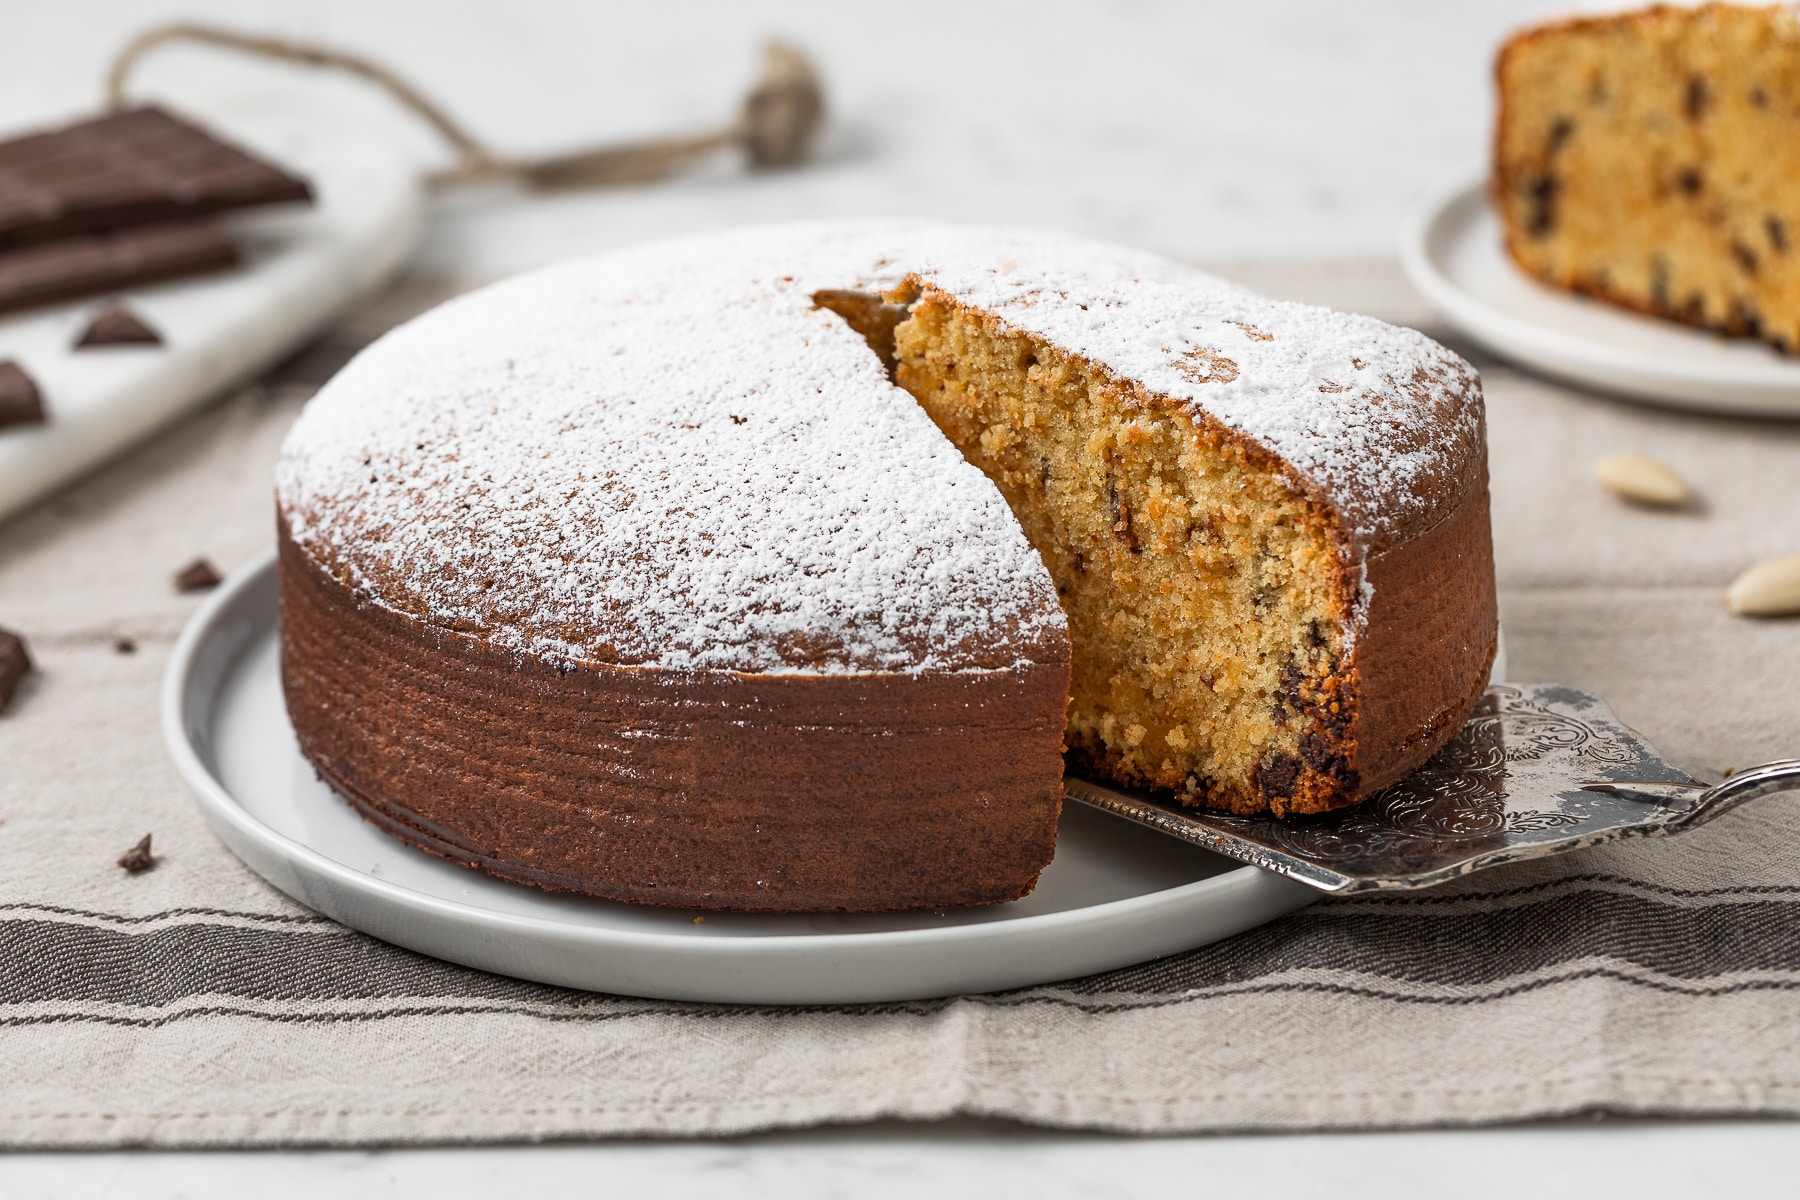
(1496, 2, 1800, 351)
(821, 287, 1354, 816)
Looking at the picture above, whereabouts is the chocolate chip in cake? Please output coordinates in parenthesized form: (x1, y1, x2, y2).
(75, 301, 163, 348)
(174, 557, 223, 593)
(1254, 751, 1302, 800)
(1676, 168, 1703, 196)
(0, 627, 31, 713)
(0, 361, 45, 430)
(1767, 216, 1787, 253)
(1526, 175, 1559, 236)
(1731, 240, 1760, 274)
(1546, 116, 1574, 152)
(112, 636, 136, 655)
(117, 833, 156, 873)
(1751, 85, 1769, 108)
(1106, 474, 1139, 553)
(1685, 75, 1709, 119)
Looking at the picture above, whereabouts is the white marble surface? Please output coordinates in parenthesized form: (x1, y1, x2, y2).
(3, 0, 1601, 277)
(2, 0, 1794, 1193)
(2, 1118, 1797, 1198)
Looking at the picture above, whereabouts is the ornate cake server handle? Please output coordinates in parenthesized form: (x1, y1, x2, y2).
(1065, 685, 1800, 894)
(1584, 758, 1800, 827)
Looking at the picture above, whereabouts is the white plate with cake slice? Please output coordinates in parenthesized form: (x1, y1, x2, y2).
(164, 549, 1322, 1005)
(1402, 180, 1800, 417)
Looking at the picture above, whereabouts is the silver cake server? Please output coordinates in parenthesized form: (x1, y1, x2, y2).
(1064, 682, 1800, 893)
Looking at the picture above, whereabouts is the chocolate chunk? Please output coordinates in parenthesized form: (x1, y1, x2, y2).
(1732, 240, 1760, 274)
(1526, 174, 1558, 236)
(1677, 168, 1703, 196)
(0, 106, 311, 250)
(0, 627, 30, 713)
(1768, 216, 1787, 253)
(1685, 76, 1709, 120)
(75, 301, 162, 348)
(1106, 473, 1139, 553)
(0, 221, 237, 317)
(1254, 751, 1302, 800)
(113, 636, 136, 655)
(117, 834, 156, 873)
(0, 360, 44, 429)
(1547, 116, 1574, 151)
(174, 557, 223, 592)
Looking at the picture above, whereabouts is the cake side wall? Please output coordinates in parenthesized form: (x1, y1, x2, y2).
(276, 524, 1070, 913)
(1345, 471, 1499, 796)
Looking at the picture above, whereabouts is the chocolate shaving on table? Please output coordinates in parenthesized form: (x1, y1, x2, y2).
(174, 557, 222, 592)
(0, 221, 236, 317)
(0, 361, 45, 430)
(0, 106, 311, 250)
(76, 301, 162, 348)
(0, 627, 30, 713)
(113, 637, 136, 655)
(117, 834, 155, 873)
(108, 24, 825, 190)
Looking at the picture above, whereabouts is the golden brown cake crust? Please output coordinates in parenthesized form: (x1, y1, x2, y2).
(278, 521, 1069, 912)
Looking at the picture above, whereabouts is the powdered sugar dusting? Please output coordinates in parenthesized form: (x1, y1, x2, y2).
(907, 230, 1484, 550)
(277, 222, 1482, 675)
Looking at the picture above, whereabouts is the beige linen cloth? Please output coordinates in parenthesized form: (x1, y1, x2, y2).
(1, 262, 1798, 1147)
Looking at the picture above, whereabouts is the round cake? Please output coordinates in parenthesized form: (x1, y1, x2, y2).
(276, 222, 1497, 912)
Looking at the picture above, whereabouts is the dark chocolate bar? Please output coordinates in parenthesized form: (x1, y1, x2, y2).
(0, 106, 312, 249)
(0, 220, 237, 316)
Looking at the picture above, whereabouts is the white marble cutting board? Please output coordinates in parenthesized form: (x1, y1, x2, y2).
(0, 94, 424, 525)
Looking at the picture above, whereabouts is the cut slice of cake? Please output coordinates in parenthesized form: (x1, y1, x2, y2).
(1495, 3, 1800, 350)
(818, 254, 1497, 819)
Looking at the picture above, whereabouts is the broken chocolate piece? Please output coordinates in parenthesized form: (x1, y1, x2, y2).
(0, 361, 44, 429)
(75, 301, 162, 348)
(0, 627, 30, 713)
(174, 558, 223, 592)
(0, 221, 237, 317)
(113, 636, 136, 655)
(0, 106, 312, 250)
(117, 834, 156, 873)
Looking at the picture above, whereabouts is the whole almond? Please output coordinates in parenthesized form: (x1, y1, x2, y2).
(1727, 554, 1800, 616)
(1593, 452, 1692, 507)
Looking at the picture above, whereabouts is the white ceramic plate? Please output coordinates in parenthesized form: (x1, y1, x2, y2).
(0, 96, 423, 523)
(163, 549, 1318, 1004)
(1401, 179, 1800, 417)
